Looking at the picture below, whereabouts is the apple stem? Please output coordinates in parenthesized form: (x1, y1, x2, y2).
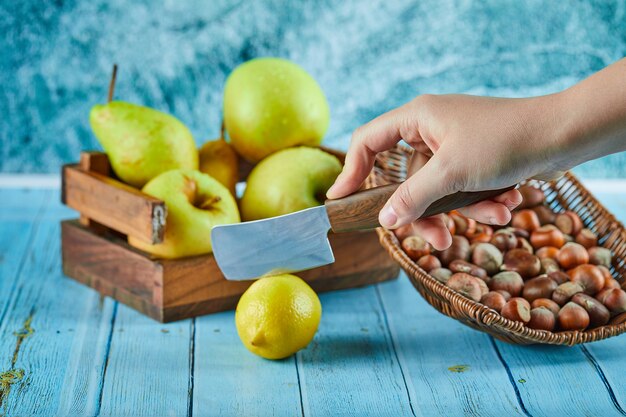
(108, 64, 118, 103)
(199, 195, 221, 210)
(220, 119, 226, 141)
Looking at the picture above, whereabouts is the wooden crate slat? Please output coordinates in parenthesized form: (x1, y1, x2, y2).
(61, 219, 399, 323)
(62, 220, 162, 303)
(62, 164, 166, 244)
(78, 151, 111, 233)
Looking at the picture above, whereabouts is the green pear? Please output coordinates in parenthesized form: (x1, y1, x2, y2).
(224, 58, 330, 163)
(128, 169, 240, 259)
(240, 147, 342, 221)
(90, 101, 199, 188)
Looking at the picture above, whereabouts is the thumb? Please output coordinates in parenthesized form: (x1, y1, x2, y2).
(379, 154, 456, 229)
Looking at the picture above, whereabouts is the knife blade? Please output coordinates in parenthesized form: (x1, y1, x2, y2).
(211, 183, 515, 280)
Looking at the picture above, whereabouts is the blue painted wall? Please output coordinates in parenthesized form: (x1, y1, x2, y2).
(1, 0, 625, 176)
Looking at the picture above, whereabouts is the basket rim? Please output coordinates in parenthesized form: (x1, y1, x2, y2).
(368, 145, 626, 345)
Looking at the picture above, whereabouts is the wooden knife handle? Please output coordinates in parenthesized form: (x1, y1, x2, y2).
(325, 183, 516, 233)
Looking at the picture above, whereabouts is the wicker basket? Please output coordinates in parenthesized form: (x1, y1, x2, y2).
(367, 145, 626, 345)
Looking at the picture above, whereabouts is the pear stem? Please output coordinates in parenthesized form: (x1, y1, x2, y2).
(220, 119, 226, 141)
(108, 64, 118, 103)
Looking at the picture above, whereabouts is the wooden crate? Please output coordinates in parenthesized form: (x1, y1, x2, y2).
(61, 150, 399, 322)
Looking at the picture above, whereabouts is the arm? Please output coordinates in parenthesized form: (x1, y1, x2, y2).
(554, 58, 626, 170)
(326, 58, 626, 250)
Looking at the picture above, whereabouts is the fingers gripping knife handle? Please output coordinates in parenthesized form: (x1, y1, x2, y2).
(325, 183, 516, 233)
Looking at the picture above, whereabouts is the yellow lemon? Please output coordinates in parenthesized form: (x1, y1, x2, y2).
(235, 274, 322, 359)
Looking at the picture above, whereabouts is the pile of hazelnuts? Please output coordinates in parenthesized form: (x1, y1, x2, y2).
(398, 184, 626, 332)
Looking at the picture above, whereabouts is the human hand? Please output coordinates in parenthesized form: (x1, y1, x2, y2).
(327, 93, 566, 250)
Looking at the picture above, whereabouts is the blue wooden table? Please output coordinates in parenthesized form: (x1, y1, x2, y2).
(2, 184, 626, 416)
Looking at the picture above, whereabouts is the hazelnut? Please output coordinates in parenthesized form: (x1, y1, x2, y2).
(597, 265, 613, 281)
(464, 218, 477, 237)
(402, 235, 431, 261)
(541, 258, 561, 275)
(447, 273, 484, 302)
(481, 292, 507, 312)
(558, 302, 590, 331)
(552, 281, 584, 306)
(511, 228, 530, 240)
(475, 224, 494, 237)
(501, 298, 531, 323)
(567, 264, 605, 295)
(527, 307, 556, 331)
(417, 255, 441, 273)
(588, 247, 612, 268)
(532, 205, 556, 225)
(547, 270, 570, 285)
(556, 242, 589, 270)
(501, 249, 541, 279)
(438, 235, 470, 267)
(449, 259, 487, 279)
(489, 271, 524, 297)
(449, 211, 475, 236)
(604, 277, 621, 290)
(595, 288, 613, 304)
(466, 224, 491, 240)
(575, 229, 598, 249)
(516, 237, 535, 254)
(490, 230, 518, 252)
(530, 225, 565, 250)
(555, 211, 583, 236)
(522, 276, 558, 303)
(536, 246, 560, 260)
(571, 293, 610, 328)
(601, 289, 626, 315)
(442, 214, 456, 235)
(430, 268, 452, 284)
(471, 243, 503, 275)
(476, 278, 489, 296)
(512, 209, 541, 232)
(394, 223, 417, 241)
(518, 185, 545, 209)
(495, 290, 512, 301)
(470, 233, 493, 244)
(531, 298, 560, 317)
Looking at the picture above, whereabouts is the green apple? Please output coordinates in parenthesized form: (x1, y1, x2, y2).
(240, 147, 342, 221)
(90, 101, 199, 188)
(128, 169, 240, 258)
(224, 57, 330, 163)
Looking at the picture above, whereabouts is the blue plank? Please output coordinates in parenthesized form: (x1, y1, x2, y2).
(377, 274, 527, 417)
(493, 341, 624, 416)
(193, 311, 302, 416)
(1, 188, 50, 212)
(584, 340, 626, 413)
(0, 190, 50, 322)
(0, 211, 116, 415)
(297, 285, 414, 417)
(97, 305, 192, 416)
(55, 298, 116, 416)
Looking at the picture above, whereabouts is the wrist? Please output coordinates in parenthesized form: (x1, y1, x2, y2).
(525, 91, 578, 173)
(543, 59, 626, 170)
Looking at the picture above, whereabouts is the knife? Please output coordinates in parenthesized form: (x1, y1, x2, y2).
(211, 183, 515, 280)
